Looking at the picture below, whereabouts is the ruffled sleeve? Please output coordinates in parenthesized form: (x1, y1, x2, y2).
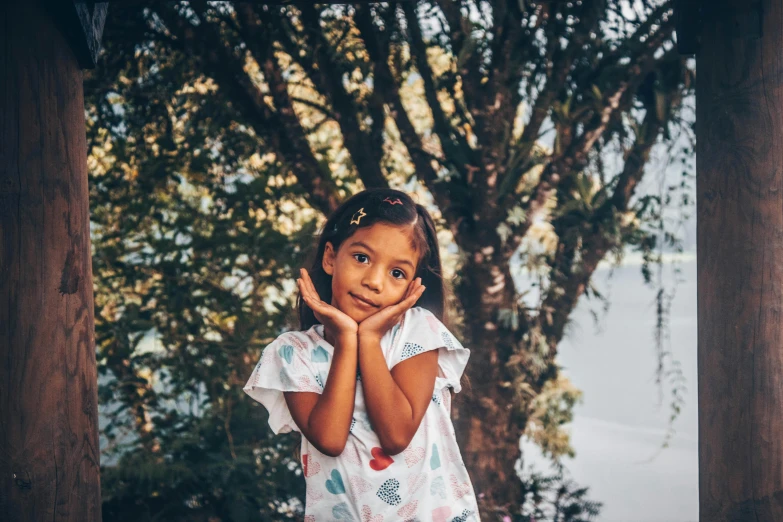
(243, 331, 324, 434)
(389, 307, 470, 393)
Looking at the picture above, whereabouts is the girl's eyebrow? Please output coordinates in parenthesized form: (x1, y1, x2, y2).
(347, 240, 415, 269)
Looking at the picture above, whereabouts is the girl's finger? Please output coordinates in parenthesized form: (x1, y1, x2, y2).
(403, 277, 420, 301)
(300, 269, 322, 301)
(410, 283, 425, 300)
(303, 288, 323, 309)
(301, 278, 316, 301)
(389, 284, 425, 316)
(298, 278, 313, 302)
(299, 269, 313, 293)
(306, 275, 323, 302)
(307, 297, 328, 318)
(300, 281, 323, 310)
(297, 278, 308, 301)
(299, 268, 311, 291)
(393, 286, 424, 324)
(299, 277, 337, 320)
(406, 285, 425, 307)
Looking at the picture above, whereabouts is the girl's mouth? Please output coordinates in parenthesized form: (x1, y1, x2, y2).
(351, 293, 379, 308)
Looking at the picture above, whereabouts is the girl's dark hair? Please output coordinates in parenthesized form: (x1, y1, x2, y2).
(297, 188, 450, 330)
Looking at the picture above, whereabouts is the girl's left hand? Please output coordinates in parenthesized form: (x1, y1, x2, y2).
(357, 277, 425, 341)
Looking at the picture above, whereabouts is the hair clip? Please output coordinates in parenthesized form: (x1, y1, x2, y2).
(383, 197, 403, 205)
(350, 208, 367, 225)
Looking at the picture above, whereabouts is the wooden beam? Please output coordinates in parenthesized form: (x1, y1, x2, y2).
(697, 0, 783, 519)
(0, 1, 101, 521)
(47, 2, 108, 69)
(72, 0, 411, 5)
(51, 0, 411, 70)
(674, 0, 701, 55)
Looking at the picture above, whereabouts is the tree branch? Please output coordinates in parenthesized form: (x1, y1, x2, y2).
(470, 0, 532, 222)
(432, 0, 482, 121)
(353, 4, 463, 233)
(501, 23, 677, 259)
(234, 3, 344, 203)
(533, 73, 684, 391)
(542, 113, 661, 344)
(154, 3, 341, 215)
(496, 1, 607, 204)
(401, 2, 477, 182)
(296, 3, 388, 189)
(289, 96, 339, 121)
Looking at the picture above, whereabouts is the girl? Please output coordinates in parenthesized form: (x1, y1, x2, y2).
(244, 188, 480, 522)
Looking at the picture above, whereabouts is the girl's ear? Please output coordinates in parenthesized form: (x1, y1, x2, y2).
(322, 241, 336, 276)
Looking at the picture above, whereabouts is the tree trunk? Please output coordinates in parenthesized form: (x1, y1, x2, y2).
(0, 2, 102, 521)
(453, 250, 528, 516)
(697, 1, 783, 520)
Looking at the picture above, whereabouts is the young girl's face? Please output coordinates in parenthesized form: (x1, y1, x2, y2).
(323, 222, 420, 322)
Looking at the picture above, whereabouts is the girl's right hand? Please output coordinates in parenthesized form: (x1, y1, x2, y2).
(297, 268, 359, 337)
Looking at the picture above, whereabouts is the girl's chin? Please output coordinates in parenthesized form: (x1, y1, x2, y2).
(346, 308, 374, 321)
(331, 304, 365, 322)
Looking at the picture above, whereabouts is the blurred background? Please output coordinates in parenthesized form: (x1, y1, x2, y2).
(84, 1, 696, 520)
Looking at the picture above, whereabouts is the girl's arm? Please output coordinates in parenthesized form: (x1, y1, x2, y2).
(284, 332, 358, 457)
(358, 334, 440, 455)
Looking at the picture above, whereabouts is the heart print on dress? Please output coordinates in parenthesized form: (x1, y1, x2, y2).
(369, 447, 394, 471)
(376, 478, 402, 506)
(302, 454, 321, 478)
(403, 446, 425, 467)
(361, 505, 383, 522)
(449, 474, 471, 499)
(349, 476, 373, 496)
(431, 506, 452, 522)
(397, 500, 418, 518)
(326, 469, 346, 495)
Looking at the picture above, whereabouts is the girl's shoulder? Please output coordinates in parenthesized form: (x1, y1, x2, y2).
(402, 306, 448, 333)
(396, 307, 469, 392)
(267, 327, 324, 355)
(394, 306, 464, 352)
(259, 327, 334, 373)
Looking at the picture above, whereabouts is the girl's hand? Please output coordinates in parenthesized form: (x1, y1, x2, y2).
(357, 277, 425, 341)
(297, 268, 359, 338)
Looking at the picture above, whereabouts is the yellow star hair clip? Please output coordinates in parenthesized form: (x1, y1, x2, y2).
(350, 208, 367, 225)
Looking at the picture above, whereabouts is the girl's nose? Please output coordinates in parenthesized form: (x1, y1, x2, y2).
(361, 267, 384, 292)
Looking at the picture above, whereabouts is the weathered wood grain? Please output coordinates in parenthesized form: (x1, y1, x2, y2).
(0, 1, 101, 521)
(698, 0, 783, 520)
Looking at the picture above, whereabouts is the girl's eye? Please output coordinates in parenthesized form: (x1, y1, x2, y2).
(353, 254, 407, 280)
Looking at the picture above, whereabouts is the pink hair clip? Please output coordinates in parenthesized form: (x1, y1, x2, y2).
(383, 197, 403, 205)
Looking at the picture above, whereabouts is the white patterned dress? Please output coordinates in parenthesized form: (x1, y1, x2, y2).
(244, 306, 480, 522)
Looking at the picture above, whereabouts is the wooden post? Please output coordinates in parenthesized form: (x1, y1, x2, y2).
(697, 0, 783, 519)
(0, 1, 102, 520)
